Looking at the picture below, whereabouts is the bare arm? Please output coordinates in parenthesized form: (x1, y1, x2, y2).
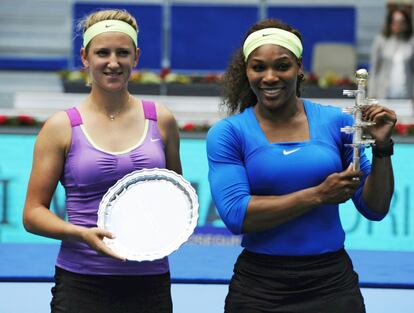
(22, 112, 124, 260)
(157, 103, 182, 175)
(23, 112, 75, 238)
(361, 105, 396, 214)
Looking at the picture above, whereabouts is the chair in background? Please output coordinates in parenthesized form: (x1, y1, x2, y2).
(311, 43, 357, 78)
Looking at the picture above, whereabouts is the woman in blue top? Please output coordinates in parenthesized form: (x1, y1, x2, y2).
(207, 19, 396, 313)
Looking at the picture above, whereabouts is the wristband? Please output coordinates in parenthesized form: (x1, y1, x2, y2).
(371, 139, 394, 158)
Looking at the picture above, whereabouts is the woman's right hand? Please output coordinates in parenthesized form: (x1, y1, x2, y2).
(316, 163, 363, 204)
(80, 227, 126, 261)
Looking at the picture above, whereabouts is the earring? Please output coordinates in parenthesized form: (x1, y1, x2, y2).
(82, 66, 91, 87)
(85, 75, 92, 87)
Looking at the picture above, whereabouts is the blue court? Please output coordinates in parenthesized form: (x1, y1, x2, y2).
(1, 243, 414, 312)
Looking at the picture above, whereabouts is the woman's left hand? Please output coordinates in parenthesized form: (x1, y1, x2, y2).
(362, 104, 397, 143)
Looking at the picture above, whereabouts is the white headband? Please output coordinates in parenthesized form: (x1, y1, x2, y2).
(243, 28, 303, 61)
(83, 20, 138, 47)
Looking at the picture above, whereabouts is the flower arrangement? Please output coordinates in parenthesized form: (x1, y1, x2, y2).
(305, 71, 355, 88)
(0, 115, 44, 127)
(60, 69, 354, 88)
(0, 114, 211, 132)
(180, 122, 211, 132)
(60, 69, 223, 85)
(394, 123, 414, 136)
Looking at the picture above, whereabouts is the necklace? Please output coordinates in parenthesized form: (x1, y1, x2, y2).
(105, 96, 131, 121)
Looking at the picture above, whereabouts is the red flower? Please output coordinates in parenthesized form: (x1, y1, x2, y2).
(182, 123, 196, 131)
(306, 72, 319, 84)
(0, 115, 8, 124)
(395, 124, 410, 136)
(160, 67, 171, 79)
(17, 115, 35, 125)
(204, 73, 219, 83)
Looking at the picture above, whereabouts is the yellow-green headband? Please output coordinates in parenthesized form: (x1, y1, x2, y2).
(83, 20, 138, 47)
(243, 28, 303, 61)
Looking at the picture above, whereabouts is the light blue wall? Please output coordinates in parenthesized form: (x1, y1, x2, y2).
(0, 134, 413, 251)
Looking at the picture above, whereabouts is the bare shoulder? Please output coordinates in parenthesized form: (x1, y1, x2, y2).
(37, 110, 72, 149)
(154, 102, 182, 173)
(155, 102, 178, 128)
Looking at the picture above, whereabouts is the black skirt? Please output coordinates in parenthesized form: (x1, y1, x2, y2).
(50, 267, 172, 313)
(225, 248, 366, 313)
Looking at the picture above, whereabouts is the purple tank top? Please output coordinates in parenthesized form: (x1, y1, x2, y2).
(56, 100, 169, 275)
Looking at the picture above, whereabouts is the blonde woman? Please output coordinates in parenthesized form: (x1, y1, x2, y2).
(23, 9, 180, 313)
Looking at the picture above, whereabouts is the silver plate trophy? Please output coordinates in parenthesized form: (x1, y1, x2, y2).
(341, 69, 377, 171)
(97, 168, 199, 261)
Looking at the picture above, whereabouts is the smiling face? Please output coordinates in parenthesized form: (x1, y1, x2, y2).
(81, 31, 139, 92)
(246, 43, 302, 111)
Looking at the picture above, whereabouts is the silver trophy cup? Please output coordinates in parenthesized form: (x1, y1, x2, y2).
(341, 69, 377, 171)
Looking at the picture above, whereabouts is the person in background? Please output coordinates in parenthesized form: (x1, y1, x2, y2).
(22, 8, 181, 313)
(207, 18, 396, 313)
(369, 7, 414, 99)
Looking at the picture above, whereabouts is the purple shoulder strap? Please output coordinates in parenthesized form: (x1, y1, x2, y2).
(65, 107, 83, 127)
(142, 100, 157, 121)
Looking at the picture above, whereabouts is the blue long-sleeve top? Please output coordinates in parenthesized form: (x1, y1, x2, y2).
(206, 100, 387, 256)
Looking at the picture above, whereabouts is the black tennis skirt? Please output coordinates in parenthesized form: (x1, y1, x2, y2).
(50, 267, 172, 313)
(225, 248, 366, 313)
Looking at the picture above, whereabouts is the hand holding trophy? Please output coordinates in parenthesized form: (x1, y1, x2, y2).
(341, 69, 377, 171)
